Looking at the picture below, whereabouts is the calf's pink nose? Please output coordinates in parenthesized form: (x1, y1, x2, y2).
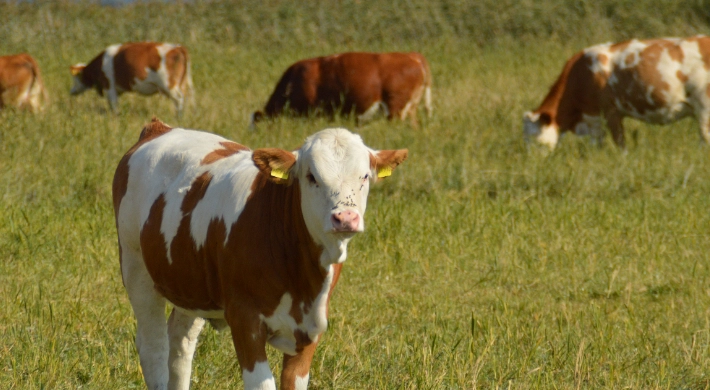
(331, 210, 361, 232)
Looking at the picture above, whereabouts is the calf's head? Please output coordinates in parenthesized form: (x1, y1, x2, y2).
(252, 128, 407, 254)
(523, 111, 560, 149)
(69, 64, 90, 95)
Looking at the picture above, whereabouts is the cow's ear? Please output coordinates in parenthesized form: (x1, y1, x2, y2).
(370, 149, 408, 181)
(70, 64, 85, 76)
(253, 148, 297, 185)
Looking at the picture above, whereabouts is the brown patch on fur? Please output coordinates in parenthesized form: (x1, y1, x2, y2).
(677, 70, 689, 84)
(610, 43, 669, 113)
(597, 53, 608, 67)
(609, 40, 632, 53)
(201, 141, 249, 165)
(165, 46, 188, 90)
(687, 36, 710, 70)
(75, 50, 110, 94)
(139, 117, 173, 141)
(182, 172, 213, 213)
(139, 172, 226, 310)
(113, 42, 162, 91)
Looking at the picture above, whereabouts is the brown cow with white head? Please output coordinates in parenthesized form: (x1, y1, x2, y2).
(113, 118, 407, 390)
(524, 36, 710, 149)
(70, 42, 193, 116)
(0, 53, 47, 111)
(251, 51, 432, 126)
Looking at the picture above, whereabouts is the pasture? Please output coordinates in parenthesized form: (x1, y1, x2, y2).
(2, 1, 710, 388)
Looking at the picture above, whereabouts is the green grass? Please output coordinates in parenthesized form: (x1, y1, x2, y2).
(2, 1, 710, 388)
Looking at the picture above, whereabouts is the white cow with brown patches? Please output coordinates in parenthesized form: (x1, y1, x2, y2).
(112, 118, 407, 390)
(70, 42, 193, 116)
(0, 53, 47, 111)
(524, 36, 710, 149)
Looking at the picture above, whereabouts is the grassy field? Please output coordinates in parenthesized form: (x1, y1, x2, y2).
(2, 1, 710, 388)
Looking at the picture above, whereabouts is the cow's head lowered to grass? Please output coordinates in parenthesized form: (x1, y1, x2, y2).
(252, 128, 408, 263)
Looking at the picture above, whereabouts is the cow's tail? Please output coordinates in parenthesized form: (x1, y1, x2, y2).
(419, 54, 433, 118)
(179, 46, 194, 106)
(24, 55, 48, 112)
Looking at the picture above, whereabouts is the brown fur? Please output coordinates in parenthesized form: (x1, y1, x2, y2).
(254, 52, 432, 123)
(201, 141, 249, 165)
(0, 53, 47, 111)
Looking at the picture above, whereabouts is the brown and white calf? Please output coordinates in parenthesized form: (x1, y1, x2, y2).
(70, 42, 193, 115)
(0, 53, 47, 111)
(251, 51, 432, 126)
(524, 36, 710, 149)
(113, 118, 407, 390)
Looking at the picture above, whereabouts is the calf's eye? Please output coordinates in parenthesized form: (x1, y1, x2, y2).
(306, 173, 318, 186)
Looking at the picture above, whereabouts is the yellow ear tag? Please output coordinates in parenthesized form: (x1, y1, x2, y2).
(271, 168, 288, 180)
(377, 166, 392, 178)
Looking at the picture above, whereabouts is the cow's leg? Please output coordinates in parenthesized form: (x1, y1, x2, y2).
(106, 87, 119, 114)
(356, 101, 386, 125)
(167, 308, 205, 390)
(280, 342, 318, 390)
(227, 311, 276, 390)
(696, 108, 710, 144)
(605, 111, 625, 148)
(161, 87, 185, 118)
(122, 250, 169, 390)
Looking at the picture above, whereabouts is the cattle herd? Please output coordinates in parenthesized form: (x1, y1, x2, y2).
(3, 35, 710, 389)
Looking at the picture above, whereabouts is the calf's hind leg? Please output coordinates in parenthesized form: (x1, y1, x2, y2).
(122, 249, 170, 390)
(167, 308, 205, 390)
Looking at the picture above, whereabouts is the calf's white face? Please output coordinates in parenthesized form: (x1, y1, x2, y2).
(253, 128, 406, 264)
(296, 129, 373, 236)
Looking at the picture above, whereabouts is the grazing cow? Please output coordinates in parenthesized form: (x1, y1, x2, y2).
(524, 36, 710, 149)
(0, 53, 47, 111)
(251, 52, 432, 126)
(113, 118, 407, 390)
(70, 42, 193, 115)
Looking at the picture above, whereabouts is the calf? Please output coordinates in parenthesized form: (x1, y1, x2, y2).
(524, 36, 710, 149)
(0, 53, 47, 111)
(113, 118, 407, 390)
(70, 42, 193, 115)
(251, 51, 432, 126)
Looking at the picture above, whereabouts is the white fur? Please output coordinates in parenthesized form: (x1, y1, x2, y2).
(295, 374, 310, 390)
(243, 361, 276, 390)
(357, 101, 387, 123)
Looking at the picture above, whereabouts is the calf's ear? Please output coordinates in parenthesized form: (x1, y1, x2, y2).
(370, 149, 408, 181)
(252, 148, 297, 184)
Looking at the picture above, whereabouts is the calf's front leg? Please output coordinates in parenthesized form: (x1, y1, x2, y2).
(281, 341, 319, 390)
(228, 310, 276, 390)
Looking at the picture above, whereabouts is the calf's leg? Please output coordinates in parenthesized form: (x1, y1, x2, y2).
(281, 342, 318, 390)
(167, 308, 205, 390)
(122, 250, 169, 390)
